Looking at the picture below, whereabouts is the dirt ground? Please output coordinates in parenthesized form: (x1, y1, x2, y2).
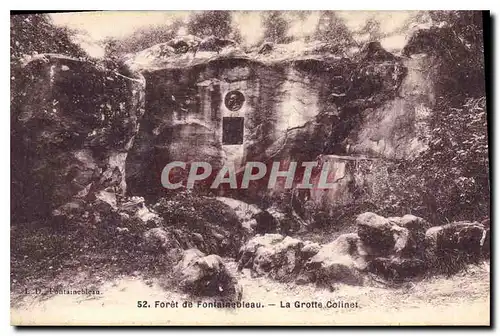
(10, 259, 490, 326)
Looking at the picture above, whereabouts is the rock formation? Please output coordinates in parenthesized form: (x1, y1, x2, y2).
(11, 26, 489, 289)
(12, 32, 441, 218)
(123, 37, 411, 205)
(237, 234, 305, 281)
(174, 248, 242, 300)
(11, 54, 145, 221)
(237, 213, 489, 286)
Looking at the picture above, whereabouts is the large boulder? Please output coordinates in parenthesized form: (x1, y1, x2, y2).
(425, 221, 486, 273)
(237, 234, 306, 281)
(124, 38, 406, 202)
(300, 241, 321, 259)
(356, 213, 433, 280)
(174, 249, 242, 300)
(356, 212, 410, 256)
(356, 212, 394, 253)
(357, 213, 432, 259)
(11, 54, 145, 222)
(388, 214, 432, 259)
(215, 197, 261, 234)
(142, 227, 181, 254)
(301, 233, 367, 286)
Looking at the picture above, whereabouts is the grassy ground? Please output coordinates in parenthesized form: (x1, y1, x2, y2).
(11, 251, 490, 325)
(10, 222, 176, 304)
(11, 215, 490, 326)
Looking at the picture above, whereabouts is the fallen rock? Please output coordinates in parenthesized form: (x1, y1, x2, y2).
(312, 259, 365, 287)
(357, 212, 432, 259)
(120, 196, 163, 226)
(143, 227, 178, 252)
(302, 233, 368, 286)
(174, 249, 241, 300)
(215, 197, 261, 234)
(391, 214, 431, 230)
(388, 214, 432, 259)
(356, 212, 410, 256)
(237, 234, 283, 269)
(434, 221, 484, 255)
(425, 221, 486, 273)
(237, 234, 305, 281)
(357, 212, 394, 252)
(300, 241, 321, 259)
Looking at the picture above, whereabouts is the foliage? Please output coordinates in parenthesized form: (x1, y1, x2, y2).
(359, 11, 488, 224)
(260, 11, 292, 44)
(431, 11, 485, 100)
(102, 20, 184, 56)
(10, 14, 89, 107)
(10, 13, 88, 64)
(412, 97, 488, 223)
(367, 97, 488, 224)
(313, 11, 356, 50)
(359, 17, 383, 42)
(152, 191, 241, 232)
(10, 200, 171, 291)
(186, 11, 241, 41)
(101, 11, 241, 57)
(403, 11, 485, 100)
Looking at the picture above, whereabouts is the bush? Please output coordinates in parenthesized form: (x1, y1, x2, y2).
(152, 191, 246, 257)
(365, 97, 489, 224)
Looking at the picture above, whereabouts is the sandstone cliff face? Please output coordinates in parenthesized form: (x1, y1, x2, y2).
(12, 35, 440, 216)
(124, 39, 409, 201)
(11, 54, 145, 220)
(347, 54, 437, 159)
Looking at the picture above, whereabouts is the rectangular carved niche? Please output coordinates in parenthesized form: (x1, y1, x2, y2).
(222, 117, 244, 145)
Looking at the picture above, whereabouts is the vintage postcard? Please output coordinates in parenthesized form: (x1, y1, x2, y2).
(10, 10, 490, 326)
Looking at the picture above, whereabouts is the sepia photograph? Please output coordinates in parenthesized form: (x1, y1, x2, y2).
(9, 9, 491, 326)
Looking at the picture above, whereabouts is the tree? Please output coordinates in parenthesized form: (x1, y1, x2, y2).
(359, 17, 383, 42)
(10, 13, 87, 64)
(102, 37, 120, 59)
(186, 11, 240, 41)
(107, 19, 183, 55)
(313, 11, 356, 48)
(261, 11, 292, 44)
(403, 11, 484, 100)
(371, 11, 489, 223)
(10, 14, 89, 107)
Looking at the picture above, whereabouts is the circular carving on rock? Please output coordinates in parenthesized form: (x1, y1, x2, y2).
(224, 91, 245, 111)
